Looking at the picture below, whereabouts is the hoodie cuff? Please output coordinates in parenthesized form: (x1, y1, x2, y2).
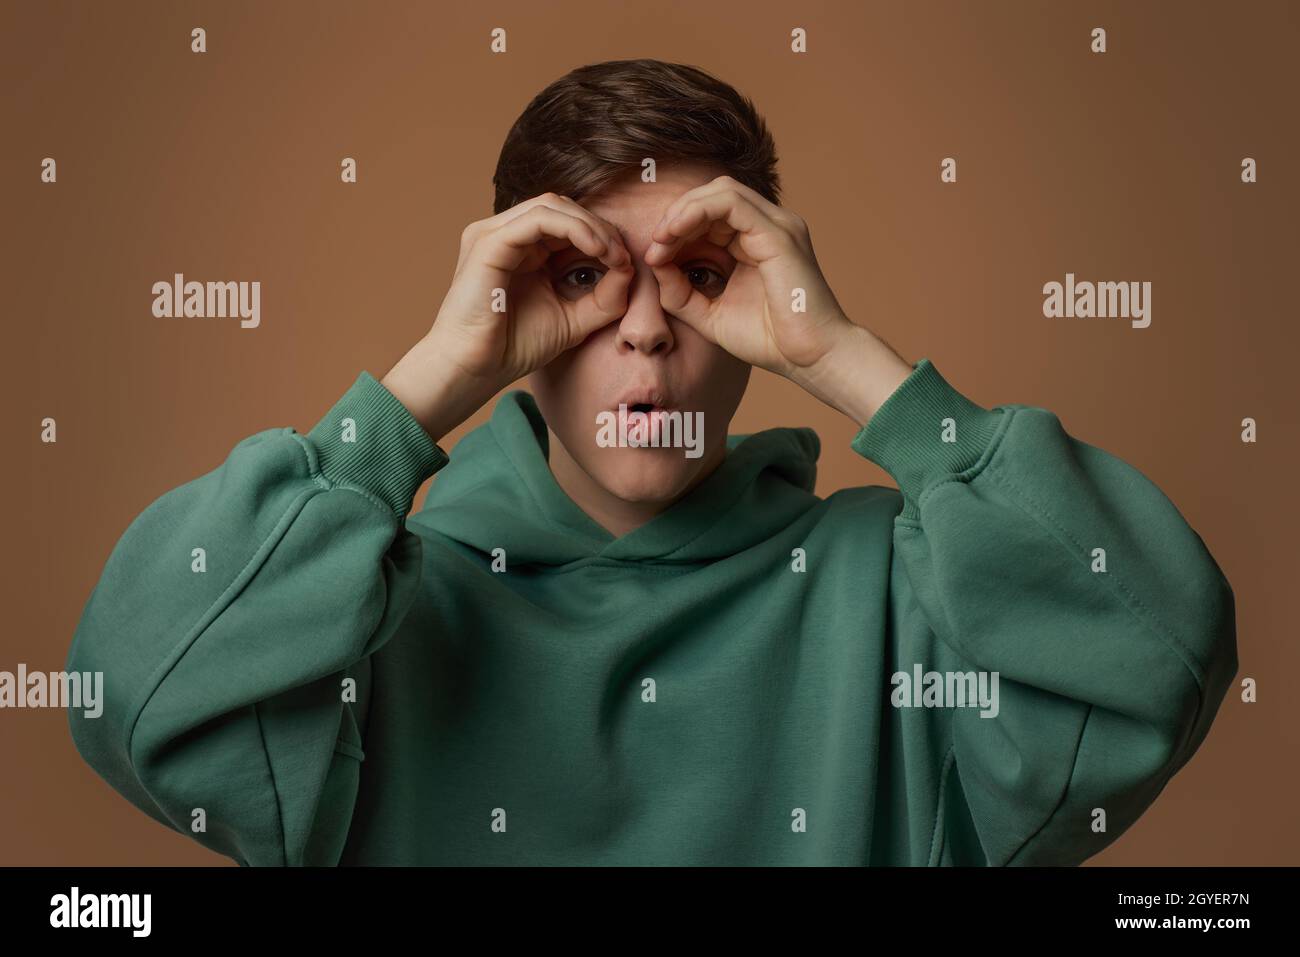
(850, 358, 1003, 511)
(306, 371, 449, 516)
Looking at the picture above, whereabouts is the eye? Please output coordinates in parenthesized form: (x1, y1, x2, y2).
(554, 261, 730, 300)
(555, 264, 606, 301)
(683, 263, 729, 298)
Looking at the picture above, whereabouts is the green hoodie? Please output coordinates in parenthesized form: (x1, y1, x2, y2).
(65, 359, 1237, 866)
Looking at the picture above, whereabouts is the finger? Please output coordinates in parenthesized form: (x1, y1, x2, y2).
(570, 261, 636, 338)
(645, 191, 781, 267)
(474, 205, 622, 279)
(455, 193, 559, 275)
(649, 263, 715, 337)
(650, 174, 790, 240)
(647, 173, 802, 258)
(548, 195, 632, 267)
(459, 194, 629, 279)
(648, 175, 729, 241)
(498, 193, 630, 267)
(706, 175, 795, 230)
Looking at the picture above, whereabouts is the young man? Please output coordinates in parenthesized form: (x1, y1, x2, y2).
(67, 59, 1237, 866)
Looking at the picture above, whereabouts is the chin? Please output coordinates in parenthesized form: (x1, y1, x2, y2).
(590, 449, 705, 504)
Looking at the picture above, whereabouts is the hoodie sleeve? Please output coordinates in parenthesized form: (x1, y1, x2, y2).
(852, 359, 1237, 866)
(65, 371, 448, 866)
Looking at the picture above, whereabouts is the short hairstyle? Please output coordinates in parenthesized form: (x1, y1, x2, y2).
(492, 58, 781, 215)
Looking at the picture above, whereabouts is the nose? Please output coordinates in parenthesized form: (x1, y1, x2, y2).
(614, 262, 675, 356)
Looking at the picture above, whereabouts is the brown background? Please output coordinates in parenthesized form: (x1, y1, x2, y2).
(2, 0, 1296, 865)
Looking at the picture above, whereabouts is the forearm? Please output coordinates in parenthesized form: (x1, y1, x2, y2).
(380, 333, 496, 446)
(791, 322, 914, 429)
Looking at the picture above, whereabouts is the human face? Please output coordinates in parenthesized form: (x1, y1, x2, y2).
(528, 162, 751, 534)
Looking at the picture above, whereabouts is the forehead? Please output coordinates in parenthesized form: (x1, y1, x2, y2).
(581, 161, 723, 232)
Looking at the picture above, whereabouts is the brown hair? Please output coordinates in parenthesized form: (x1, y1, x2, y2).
(492, 59, 781, 215)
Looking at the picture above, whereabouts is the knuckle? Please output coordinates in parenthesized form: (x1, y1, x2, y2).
(770, 207, 805, 234)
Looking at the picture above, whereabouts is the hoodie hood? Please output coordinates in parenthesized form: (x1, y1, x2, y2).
(408, 390, 822, 566)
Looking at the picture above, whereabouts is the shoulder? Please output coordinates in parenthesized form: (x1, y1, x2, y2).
(791, 483, 904, 544)
(822, 484, 904, 521)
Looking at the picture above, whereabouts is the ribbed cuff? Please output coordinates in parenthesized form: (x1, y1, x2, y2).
(850, 358, 1003, 510)
(306, 371, 449, 516)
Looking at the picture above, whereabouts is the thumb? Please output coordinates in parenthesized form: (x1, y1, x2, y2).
(650, 264, 715, 341)
(570, 262, 635, 338)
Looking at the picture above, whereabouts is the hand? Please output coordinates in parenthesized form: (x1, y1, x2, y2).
(384, 193, 633, 441)
(433, 192, 635, 385)
(644, 175, 912, 426)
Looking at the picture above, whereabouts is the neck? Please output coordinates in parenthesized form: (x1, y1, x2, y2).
(545, 435, 727, 538)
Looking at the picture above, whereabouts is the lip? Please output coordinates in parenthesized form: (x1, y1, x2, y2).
(609, 386, 676, 415)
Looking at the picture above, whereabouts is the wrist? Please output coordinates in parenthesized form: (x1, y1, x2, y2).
(791, 322, 913, 429)
(381, 334, 496, 444)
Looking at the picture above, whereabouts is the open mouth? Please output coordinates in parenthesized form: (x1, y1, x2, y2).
(595, 388, 703, 457)
(608, 398, 673, 447)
